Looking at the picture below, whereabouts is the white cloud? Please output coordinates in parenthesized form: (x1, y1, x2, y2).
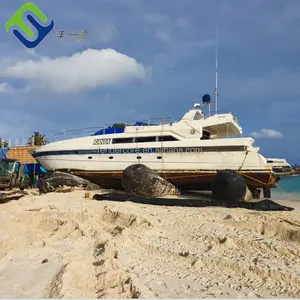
(3, 48, 148, 94)
(155, 30, 213, 50)
(155, 31, 173, 44)
(177, 18, 190, 29)
(25, 49, 37, 57)
(143, 13, 170, 24)
(187, 39, 215, 48)
(92, 23, 118, 43)
(250, 129, 283, 139)
(0, 82, 9, 93)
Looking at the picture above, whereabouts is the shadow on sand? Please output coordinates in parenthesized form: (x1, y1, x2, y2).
(93, 191, 294, 211)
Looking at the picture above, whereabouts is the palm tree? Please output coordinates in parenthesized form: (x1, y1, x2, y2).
(28, 132, 49, 146)
(0, 138, 8, 148)
(112, 123, 126, 129)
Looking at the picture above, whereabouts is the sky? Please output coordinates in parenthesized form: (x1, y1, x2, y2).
(0, 0, 300, 164)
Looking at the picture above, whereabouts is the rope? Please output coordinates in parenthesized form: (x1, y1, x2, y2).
(257, 152, 273, 184)
(163, 171, 276, 186)
(275, 182, 290, 197)
(164, 173, 216, 180)
(236, 150, 276, 185)
(240, 172, 277, 185)
(238, 151, 249, 172)
(184, 121, 201, 135)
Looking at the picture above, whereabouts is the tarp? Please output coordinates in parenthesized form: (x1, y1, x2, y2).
(92, 127, 125, 136)
(24, 163, 47, 174)
(0, 148, 9, 159)
(134, 121, 148, 126)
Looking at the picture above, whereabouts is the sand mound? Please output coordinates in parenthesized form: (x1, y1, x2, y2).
(0, 190, 300, 298)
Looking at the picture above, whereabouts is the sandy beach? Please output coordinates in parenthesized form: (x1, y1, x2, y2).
(0, 189, 300, 298)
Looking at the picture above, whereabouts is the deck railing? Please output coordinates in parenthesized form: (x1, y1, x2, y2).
(51, 117, 175, 142)
(51, 112, 241, 142)
(0, 111, 241, 145)
(206, 110, 240, 127)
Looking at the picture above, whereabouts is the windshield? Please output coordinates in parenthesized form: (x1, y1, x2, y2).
(0, 161, 15, 176)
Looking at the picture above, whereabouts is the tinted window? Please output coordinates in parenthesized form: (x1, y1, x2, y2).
(136, 137, 156, 143)
(112, 138, 134, 144)
(158, 136, 178, 142)
(201, 130, 211, 140)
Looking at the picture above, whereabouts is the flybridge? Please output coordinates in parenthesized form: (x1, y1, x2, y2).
(49, 106, 242, 143)
(52, 117, 175, 142)
(91, 121, 164, 136)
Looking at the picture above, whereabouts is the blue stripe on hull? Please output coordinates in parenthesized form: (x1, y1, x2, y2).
(32, 146, 246, 158)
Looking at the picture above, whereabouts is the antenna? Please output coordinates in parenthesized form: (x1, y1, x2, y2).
(76, 30, 88, 43)
(57, 30, 67, 39)
(214, 25, 219, 114)
(57, 30, 88, 43)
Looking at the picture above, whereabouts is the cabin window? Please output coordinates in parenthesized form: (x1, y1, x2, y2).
(201, 130, 211, 140)
(112, 138, 134, 144)
(135, 136, 156, 143)
(158, 136, 178, 142)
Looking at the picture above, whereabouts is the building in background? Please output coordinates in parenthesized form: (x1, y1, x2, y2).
(7, 146, 47, 177)
(7, 146, 38, 164)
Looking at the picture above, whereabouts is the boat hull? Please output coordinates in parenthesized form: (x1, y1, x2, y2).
(53, 169, 279, 191)
(34, 150, 279, 191)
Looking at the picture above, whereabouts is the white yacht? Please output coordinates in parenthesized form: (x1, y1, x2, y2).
(266, 158, 292, 174)
(31, 32, 288, 195)
(31, 100, 281, 194)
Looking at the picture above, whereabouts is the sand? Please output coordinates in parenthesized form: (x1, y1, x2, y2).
(0, 189, 300, 298)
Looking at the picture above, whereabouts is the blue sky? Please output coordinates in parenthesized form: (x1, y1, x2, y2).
(0, 0, 300, 164)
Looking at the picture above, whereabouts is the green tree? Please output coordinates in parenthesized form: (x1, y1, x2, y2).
(112, 123, 126, 129)
(28, 132, 49, 146)
(0, 138, 8, 148)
